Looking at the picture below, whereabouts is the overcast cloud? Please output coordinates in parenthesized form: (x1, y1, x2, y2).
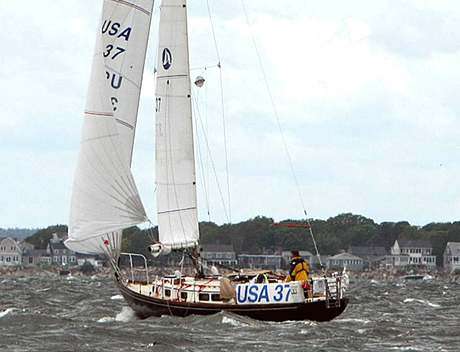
(1, 0, 460, 229)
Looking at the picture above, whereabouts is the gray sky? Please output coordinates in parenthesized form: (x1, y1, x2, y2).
(1, 0, 460, 229)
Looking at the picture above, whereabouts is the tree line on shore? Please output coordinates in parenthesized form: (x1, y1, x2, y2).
(20, 213, 460, 267)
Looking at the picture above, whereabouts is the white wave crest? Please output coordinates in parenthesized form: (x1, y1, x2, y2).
(97, 316, 115, 323)
(111, 294, 123, 300)
(0, 308, 13, 318)
(222, 316, 249, 326)
(403, 298, 440, 308)
(336, 318, 371, 324)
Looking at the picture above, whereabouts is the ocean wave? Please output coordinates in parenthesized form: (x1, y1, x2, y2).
(403, 298, 441, 308)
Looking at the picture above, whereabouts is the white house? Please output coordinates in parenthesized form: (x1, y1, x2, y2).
(77, 254, 105, 268)
(443, 242, 460, 273)
(386, 239, 436, 270)
(0, 237, 22, 266)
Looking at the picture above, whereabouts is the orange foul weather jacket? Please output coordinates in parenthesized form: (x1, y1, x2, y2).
(286, 256, 309, 282)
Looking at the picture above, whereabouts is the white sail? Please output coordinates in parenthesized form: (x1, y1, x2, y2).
(155, 0, 199, 249)
(66, 0, 155, 255)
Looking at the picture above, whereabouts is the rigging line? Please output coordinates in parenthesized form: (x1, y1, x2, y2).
(192, 90, 231, 223)
(306, 218, 324, 271)
(193, 86, 212, 220)
(191, 64, 220, 71)
(205, 0, 221, 63)
(240, 0, 307, 217)
(205, 0, 232, 223)
(218, 64, 232, 223)
(203, 69, 211, 220)
(240, 1, 323, 265)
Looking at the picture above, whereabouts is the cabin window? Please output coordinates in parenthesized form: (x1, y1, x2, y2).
(165, 289, 171, 297)
(211, 294, 221, 302)
(199, 293, 210, 301)
(181, 292, 188, 300)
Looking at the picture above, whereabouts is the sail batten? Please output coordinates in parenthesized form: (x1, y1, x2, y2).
(67, 0, 155, 256)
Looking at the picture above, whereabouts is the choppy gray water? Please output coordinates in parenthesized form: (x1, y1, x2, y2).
(0, 274, 459, 351)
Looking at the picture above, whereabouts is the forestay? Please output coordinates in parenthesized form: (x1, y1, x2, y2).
(66, 0, 155, 256)
(155, 0, 199, 249)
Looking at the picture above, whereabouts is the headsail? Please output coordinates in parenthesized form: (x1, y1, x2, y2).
(66, 0, 155, 256)
(155, 0, 199, 250)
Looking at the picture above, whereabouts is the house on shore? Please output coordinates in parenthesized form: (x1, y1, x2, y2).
(443, 242, 460, 273)
(201, 244, 238, 267)
(22, 249, 51, 267)
(48, 239, 77, 266)
(327, 253, 364, 271)
(0, 237, 23, 266)
(238, 254, 283, 271)
(77, 254, 107, 268)
(349, 246, 387, 269)
(385, 239, 436, 271)
(311, 254, 331, 269)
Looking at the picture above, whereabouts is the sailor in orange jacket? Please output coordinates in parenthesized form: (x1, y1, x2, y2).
(286, 250, 309, 282)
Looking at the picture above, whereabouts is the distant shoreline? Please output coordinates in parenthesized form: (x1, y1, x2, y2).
(1, 265, 459, 282)
(0, 266, 114, 277)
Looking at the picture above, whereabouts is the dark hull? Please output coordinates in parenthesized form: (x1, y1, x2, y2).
(116, 279, 348, 322)
(403, 275, 424, 280)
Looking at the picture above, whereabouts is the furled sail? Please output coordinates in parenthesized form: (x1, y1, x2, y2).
(66, 0, 155, 256)
(155, 0, 199, 249)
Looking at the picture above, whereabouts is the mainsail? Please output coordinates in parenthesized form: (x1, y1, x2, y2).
(155, 0, 199, 249)
(66, 0, 155, 256)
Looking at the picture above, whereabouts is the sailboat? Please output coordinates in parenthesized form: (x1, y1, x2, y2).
(66, 0, 349, 322)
